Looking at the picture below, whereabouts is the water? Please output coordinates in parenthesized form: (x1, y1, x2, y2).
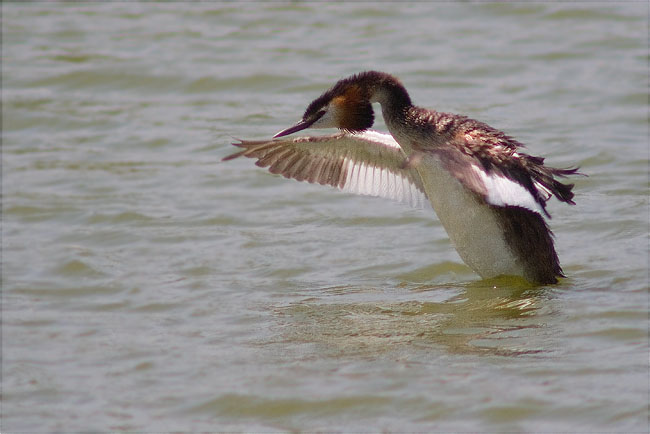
(3, 3, 648, 432)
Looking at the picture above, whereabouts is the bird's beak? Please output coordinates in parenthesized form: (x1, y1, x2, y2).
(273, 118, 317, 138)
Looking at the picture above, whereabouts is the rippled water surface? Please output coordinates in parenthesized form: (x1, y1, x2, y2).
(3, 3, 648, 432)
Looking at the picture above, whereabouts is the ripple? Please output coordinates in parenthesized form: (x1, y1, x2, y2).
(53, 259, 107, 278)
(27, 69, 183, 93)
(188, 393, 392, 419)
(185, 74, 295, 93)
(13, 284, 122, 298)
(544, 8, 641, 21)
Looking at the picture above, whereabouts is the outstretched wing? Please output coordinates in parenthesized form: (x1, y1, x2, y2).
(223, 130, 429, 208)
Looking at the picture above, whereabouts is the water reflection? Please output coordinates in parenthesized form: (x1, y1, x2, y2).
(275, 279, 552, 358)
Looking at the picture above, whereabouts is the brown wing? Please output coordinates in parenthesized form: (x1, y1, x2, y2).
(437, 122, 582, 217)
(223, 131, 429, 208)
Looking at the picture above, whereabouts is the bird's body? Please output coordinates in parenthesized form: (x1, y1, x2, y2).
(407, 147, 527, 279)
(224, 71, 580, 284)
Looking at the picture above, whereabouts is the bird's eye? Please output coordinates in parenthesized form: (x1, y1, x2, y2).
(313, 109, 326, 120)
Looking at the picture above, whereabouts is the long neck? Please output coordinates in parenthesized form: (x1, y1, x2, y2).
(356, 72, 415, 141)
(365, 72, 413, 116)
(360, 72, 433, 153)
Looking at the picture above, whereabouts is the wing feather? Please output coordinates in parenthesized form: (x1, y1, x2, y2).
(223, 131, 428, 207)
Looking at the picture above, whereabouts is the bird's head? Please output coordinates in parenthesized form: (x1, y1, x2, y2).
(273, 75, 375, 138)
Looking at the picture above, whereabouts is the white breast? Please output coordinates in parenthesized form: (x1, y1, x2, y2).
(415, 154, 525, 279)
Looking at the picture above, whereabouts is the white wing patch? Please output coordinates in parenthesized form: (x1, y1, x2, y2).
(341, 157, 428, 208)
(533, 181, 552, 201)
(351, 130, 402, 149)
(471, 165, 545, 215)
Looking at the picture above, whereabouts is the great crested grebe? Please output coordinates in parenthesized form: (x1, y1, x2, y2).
(224, 71, 580, 284)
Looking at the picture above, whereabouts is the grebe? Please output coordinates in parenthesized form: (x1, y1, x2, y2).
(224, 71, 580, 284)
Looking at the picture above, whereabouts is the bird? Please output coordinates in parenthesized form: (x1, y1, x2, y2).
(223, 71, 581, 284)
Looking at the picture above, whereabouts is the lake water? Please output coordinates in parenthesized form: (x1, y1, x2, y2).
(3, 3, 648, 432)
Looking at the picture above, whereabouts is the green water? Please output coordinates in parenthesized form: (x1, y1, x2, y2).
(3, 3, 648, 432)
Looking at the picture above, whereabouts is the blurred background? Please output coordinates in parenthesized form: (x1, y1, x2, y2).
(3, 3, 648, 432)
